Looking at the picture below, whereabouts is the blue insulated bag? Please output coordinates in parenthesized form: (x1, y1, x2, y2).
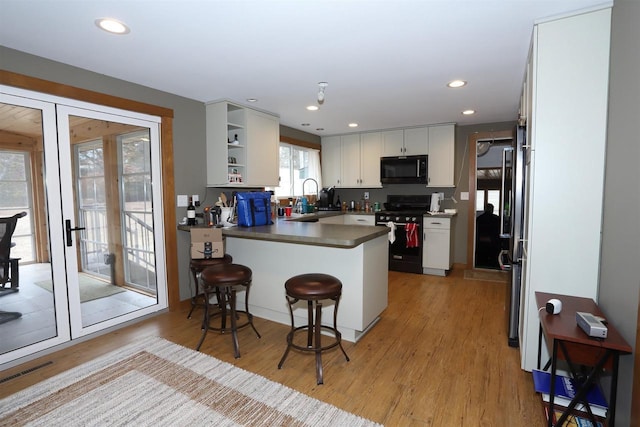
(236, 192, 273, 227)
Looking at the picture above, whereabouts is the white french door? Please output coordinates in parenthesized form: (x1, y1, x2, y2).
(56, 104, 167, 338)
(0, 86, 167, 365)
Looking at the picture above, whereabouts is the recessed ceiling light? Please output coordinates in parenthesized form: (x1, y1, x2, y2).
(447, 80, 467, 88)
(348, 123, 358, 128)
(306, 105, 319, 111)
(246, 98, 258, 103)
(316, 128, 324, 131)
(462, 109, 476, 115)
(95, 18, 130, 35)
(301, 123, 310, 126)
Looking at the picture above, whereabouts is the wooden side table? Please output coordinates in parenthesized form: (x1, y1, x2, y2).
(535, 292, 632, 427)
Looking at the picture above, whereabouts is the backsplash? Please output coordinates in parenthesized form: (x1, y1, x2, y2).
(335, 184, 457, 211)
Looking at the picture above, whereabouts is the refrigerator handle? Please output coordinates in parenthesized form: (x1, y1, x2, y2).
(499, 148, 512, 236)
(518, 238, 528, 262)
(498, 249, 511, 271)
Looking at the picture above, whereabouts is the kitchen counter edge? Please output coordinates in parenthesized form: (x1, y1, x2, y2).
(179, 221, 388, 249)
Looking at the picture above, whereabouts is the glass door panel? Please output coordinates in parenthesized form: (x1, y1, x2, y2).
(56, 106, 166, 337)
(0, 95, 71, 364)
(1, 87, 167, 365)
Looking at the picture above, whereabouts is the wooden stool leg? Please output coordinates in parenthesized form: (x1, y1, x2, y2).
(315, 300, 324, 385)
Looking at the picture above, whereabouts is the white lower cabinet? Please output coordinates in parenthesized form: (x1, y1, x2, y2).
(422, 216, 454, 275)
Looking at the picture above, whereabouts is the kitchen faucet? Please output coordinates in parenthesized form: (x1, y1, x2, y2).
(301, 178, 319, 211)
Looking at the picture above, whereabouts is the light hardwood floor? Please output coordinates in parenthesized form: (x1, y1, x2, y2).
(0, 268, 545, 425)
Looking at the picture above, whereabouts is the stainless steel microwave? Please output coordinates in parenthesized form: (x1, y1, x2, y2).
(380, 155, 428, 184)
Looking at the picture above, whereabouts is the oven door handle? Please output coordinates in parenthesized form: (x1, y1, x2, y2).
(376, 221, 418, 227)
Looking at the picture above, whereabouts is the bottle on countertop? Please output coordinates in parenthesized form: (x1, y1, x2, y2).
(335, 195, 341, 209)
(187, 196, 196, 226)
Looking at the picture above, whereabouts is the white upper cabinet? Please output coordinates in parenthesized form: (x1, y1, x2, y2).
(403, 127, 429, 156)
(322, 133, 382, 188)
(206, 100, 279, 187)
(358, 132, 383, 187)
(381, 129, 405, 156)
(321, 135, 342, 187)
(427, 124, 455, 187)
(322, 123, 454, 188)
(381, 128, 429, 156)
(245, 109, 279, 186)
(341, 134, 362, 187)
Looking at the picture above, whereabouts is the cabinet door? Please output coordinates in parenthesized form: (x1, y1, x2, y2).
(321, 136, 342, 187)
(360, 132, 383, 187)
(423, 229, 451, 269)
(427, 124, 455, 187)
(381, 129, 404, 156)
(206, 102, 232, 185)
(341, 134, 361, 186)
(245, 109, 279, 186)
(403, 127, 429, 156)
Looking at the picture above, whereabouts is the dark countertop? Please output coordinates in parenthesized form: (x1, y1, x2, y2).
(221, 220, 387, 248)
(179, 214, 387, 248)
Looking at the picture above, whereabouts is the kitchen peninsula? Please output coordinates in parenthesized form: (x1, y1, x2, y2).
(220, 220, 389, 342)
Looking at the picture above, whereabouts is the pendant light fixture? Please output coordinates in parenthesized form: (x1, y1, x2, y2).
(317, 82, 328, 105)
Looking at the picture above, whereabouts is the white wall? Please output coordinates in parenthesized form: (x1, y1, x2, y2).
(598, 0, 640, 424)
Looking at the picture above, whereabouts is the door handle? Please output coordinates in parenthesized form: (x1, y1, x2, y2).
(65, 219, 86, 247)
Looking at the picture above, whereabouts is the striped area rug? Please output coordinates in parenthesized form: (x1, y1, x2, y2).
(0, 337, 381, 426)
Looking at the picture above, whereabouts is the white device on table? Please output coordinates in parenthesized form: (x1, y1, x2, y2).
(545, 298, 562, 314)
(576, 311, 608, 338)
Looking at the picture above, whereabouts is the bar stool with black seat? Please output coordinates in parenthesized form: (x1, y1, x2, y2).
(278, 273, 350, 384)
(195, 263, 261, 358)
(187, 254, 233, 319)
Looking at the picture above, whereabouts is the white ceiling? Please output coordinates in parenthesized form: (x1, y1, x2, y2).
(0, 0, 608, 136)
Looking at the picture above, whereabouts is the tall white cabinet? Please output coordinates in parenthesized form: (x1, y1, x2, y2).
(519, 7, 612, 372)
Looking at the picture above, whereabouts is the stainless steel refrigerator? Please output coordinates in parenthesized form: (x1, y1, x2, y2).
(499, 125, 528, 347)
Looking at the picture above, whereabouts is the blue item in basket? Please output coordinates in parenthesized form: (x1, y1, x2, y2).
(236, 192, 273, 227)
